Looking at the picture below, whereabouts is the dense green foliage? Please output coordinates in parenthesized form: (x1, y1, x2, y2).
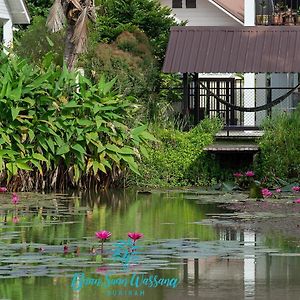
(0, 53, 154, 191)
(256, 107, 300, 180)
(15, 16, 65, 66)
(26, 0, 52, 17)
(82, 30, 157, 102)
(94, 0, 181, 64)
(132, 118, 224, 187)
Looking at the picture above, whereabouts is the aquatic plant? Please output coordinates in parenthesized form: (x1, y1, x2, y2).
(11, 193, 19, 205)
(128, 232, 144, 244)
(95, 230, 112, 241)
(292, 186, 300, 192)
(234, 171, 255, 190)
(96, 230, 112, 252)
(245, 171, 255, 177)
(261, 188, 273, 198)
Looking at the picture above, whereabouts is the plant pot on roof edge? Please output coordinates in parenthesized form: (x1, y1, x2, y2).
(296, 7, 300, 25)
(284, 8, 296, 25)
(256, 15, 269, 25)
(272, 13, 283, 25)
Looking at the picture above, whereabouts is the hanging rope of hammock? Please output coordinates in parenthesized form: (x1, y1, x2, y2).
(198, 82, 300, 112)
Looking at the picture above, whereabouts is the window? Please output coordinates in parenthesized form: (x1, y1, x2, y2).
(186, 0, 196, 8)
(172, 0, 182, 8)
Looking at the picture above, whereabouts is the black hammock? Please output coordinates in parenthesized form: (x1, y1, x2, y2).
(198, 82, 300, 113)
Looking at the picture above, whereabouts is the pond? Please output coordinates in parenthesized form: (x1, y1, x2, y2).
(0, 189, 300, 300)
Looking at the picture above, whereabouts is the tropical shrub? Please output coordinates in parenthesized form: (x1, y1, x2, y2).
(93, 0, 182, 65)
(82, 31, 157, 100)
(131, 118, 224, 187)
(0, 53, 154, 191)
(256, 107, 300, 181)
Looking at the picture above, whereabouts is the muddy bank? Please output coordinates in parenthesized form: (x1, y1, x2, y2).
(221, 198, 300, 238)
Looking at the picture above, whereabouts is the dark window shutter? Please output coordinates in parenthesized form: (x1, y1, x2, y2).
(186, 0, 196, 8)
(172, 0, 182, 8)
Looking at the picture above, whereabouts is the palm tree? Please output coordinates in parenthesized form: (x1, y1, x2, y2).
(46, 0, 96, 70)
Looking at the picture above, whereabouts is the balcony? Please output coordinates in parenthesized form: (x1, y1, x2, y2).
(256, 0, 300, 25)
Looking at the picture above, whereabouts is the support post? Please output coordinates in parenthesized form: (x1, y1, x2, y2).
(3, 19, 13, 50)
(194, 73, 199, 125)
(244, 0, 256, 26)
(244, 73, 256, 127)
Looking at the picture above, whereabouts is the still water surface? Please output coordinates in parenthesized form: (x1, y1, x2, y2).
(0, 189, 299, 300)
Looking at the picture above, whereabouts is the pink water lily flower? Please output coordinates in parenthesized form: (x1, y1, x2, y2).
(294, 199, 300, 203)
(275, 188, 282, 193)
(11, 193, 19, 205)
(12, 216, 19, 223)
(95, 230, 112, 241)
(245, 171, 255, 177)
(233, 172, 243, 178)
(292, 186, 300, 192)
(0, 187, 7, 192)
(128, 232, 144, 242)
(261, 188, 273, 198)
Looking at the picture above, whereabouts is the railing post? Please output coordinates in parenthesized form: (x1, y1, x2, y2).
(267, 88, 272, 117)
(183, 73, 189, 117)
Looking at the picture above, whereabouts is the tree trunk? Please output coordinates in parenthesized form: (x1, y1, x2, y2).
(64, 24, 77, 71)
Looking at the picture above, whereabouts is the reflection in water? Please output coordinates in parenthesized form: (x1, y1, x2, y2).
(0, 190, 300, 299)
(244, 230, 255, 300)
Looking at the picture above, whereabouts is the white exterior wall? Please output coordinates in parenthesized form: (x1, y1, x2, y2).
(160, 0, 241, 26)
(0, 0, 13, 48)
(244, 0, 255, 26)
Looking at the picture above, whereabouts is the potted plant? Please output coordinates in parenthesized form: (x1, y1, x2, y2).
(284, 8, 296, 25)
(296, 6, 300, 25)
(256, 0, 269, 25)
(273, 3, 283, 25)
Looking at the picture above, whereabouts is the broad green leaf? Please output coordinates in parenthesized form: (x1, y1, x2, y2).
(16, 161, 32, 171)
(71, 143, 86, 154)
(119, 154, 140, 175)
(6, 162, 18, 175)
(131, 125, 147, 136)
(139, 145, 149, 158)
(31, 160, 43, 175)
(11, 107, 22, 121)
(57, 144, 70, 155)
(32, 153, 48, 162)
(140, 131, 158, 142)
(46, 138, 55, 153)
(106, 144, 121, 153)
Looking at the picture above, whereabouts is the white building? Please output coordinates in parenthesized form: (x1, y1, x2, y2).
(0, 0, 30, 48)
(161, 0, 300, 128)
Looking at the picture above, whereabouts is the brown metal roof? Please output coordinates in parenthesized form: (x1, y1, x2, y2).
(210, 0, 244, 22)
(162, 26, 300, 73)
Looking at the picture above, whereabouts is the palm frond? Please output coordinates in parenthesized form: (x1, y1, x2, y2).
(69, 0, 83, 11)
(46, 0, 66, 33)
(72, 7, 89, 54)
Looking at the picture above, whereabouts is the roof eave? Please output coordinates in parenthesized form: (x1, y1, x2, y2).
(208, 0, 244, 25)
(5, 0, 30, 24)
